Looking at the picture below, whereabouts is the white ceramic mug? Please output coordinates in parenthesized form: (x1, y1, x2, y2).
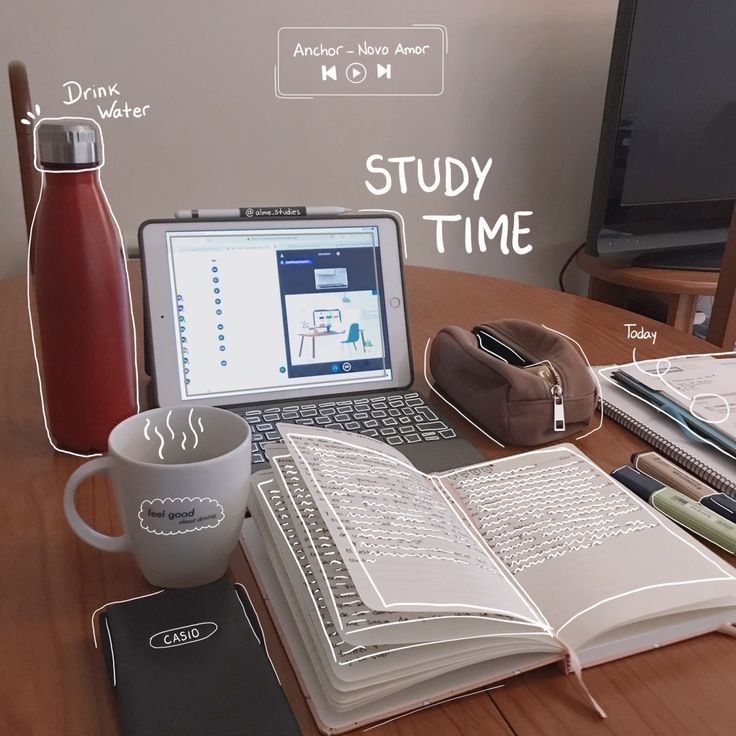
(63, 406, 251, 588)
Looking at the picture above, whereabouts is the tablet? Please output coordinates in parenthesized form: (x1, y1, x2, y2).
(139, 216, 412, 408)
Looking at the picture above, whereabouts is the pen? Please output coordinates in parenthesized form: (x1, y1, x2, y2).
(611, 464, 736, 554)
(174, 206, 350, 219)
(632, 451, 736, 523)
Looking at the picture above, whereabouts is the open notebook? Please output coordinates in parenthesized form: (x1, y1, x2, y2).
(240, 424, 736, 734)
(598, 357, 736, 494)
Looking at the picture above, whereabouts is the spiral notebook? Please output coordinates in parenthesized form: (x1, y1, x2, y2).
(597, 366, 736, 496)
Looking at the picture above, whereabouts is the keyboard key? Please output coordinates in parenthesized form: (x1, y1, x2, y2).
(244, 409, 262, 417)
(301, 404, 316, 409)
(416, 421, 447, 433)
(399, 426, 414, 434)
(263, 414, 279, 423)
(295, 418, 315, 425)
(253, 452, 265, 464)
(300, 409, 317, 417)
(319, 406, 336, 415)
(364, 419, 379, 428)
(402, 407, 415, 415)
(440, 428, 457, 439)
(388, 408, 401, 417)
(404, 433, 421, 443)
(371, 410, 386, 418)
(380, 427, 397, 436)
(326, 423, 343, 430)
(334, 413, 350, 422)
(354, 412, 369, 420)
(266, 431, 280, 441)
(345, 421, 361, 431)
(255, 423, 272, 431)
(398, 416, 411, 424)
(386, 436, 404, 445)
(361, 429, 379, 437)
(282, 411, 299, 419)
(423, 433, 440, 441)
(336, 399, 353, 406)
(372, 402, 387, 409)
(406, 397, 423, 406)
(418, 408, 439, 421)
(382, 417, 398, 426)
(252, 433, 263, 442)
(315, 416, 330, 425)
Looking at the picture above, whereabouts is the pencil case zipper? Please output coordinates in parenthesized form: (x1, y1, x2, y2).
(477, 325, 567, 432)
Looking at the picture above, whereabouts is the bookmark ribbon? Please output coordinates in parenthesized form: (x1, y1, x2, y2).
(555, 634, 608, 719)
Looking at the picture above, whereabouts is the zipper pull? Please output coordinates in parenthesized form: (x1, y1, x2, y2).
(552, 385, 566, 432)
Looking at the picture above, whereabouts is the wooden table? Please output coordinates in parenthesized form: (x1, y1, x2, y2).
(2, 264, 734, 736)
(576, 250, 718, 332)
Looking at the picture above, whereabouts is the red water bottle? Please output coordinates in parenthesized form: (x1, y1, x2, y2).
(30, 118, 137, 453)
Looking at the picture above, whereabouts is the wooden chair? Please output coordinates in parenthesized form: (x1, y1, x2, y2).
(8, 60, 40, 237)
(706, 203, 736, 348)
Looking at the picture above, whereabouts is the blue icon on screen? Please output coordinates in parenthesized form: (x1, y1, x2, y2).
(221, 360, 227, 367)
(184, 368, 189, 374)
(217, 323, 223, 330)
(213, 277, 219, 283)
(279, 366, 286, 373)
(211, 266, 218, 273)
(179, 326, 185, 333)
(183, 357, 189, 364)
(178, 305, 183, 312)
(185, 378, 190, 385)
(181, 337, 187, 343)
(214, 288, 220, 294)
(218, 335, 224, 341)
(330, 363, 340, 373)
(216, 309, 222, 315)
(219, 346, 226, 352)
(215, 299, 221, 305)
(177, 295, 183, 301)
(179, 315, 185, 322)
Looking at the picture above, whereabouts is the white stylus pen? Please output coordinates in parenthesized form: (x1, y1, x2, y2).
(174, 206, 350, 219)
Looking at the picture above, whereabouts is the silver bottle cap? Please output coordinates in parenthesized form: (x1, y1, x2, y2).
(36, 119, 100, 169)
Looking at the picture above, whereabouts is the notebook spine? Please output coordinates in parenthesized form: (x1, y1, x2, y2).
(602, 399, 736, 497)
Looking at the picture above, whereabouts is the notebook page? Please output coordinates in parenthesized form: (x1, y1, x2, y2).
(249, 472, 558, 694)
(266, 450, 543, 647)
(277, 424, 543, 625)
(440, 444, 736, 648)
(597, 365, 736, 486)
(612, 355, 736, 452)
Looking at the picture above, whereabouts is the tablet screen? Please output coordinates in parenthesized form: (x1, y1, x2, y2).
(166, 225, 392, 401)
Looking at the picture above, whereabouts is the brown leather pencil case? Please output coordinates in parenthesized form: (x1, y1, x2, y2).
(429, 319, 597, 446)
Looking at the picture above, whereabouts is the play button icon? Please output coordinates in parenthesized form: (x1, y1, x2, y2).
(345, 62, 367, 84)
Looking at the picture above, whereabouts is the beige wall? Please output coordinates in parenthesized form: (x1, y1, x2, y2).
(1, 0, 616, 289)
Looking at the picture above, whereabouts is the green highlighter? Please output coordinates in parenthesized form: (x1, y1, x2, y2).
(611, 465, 736, 555)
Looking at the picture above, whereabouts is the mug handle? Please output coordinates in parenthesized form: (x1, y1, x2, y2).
(63, 457, 130, 553)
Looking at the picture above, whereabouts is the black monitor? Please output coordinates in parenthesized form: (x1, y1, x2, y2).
(586, 0, 736, 269)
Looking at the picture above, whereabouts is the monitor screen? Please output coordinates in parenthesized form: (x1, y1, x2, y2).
(166, 225, 392, 401)
(618, 0, 736, 207)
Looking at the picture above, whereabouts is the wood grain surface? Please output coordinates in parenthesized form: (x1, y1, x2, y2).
(1, 263, 733, 736)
